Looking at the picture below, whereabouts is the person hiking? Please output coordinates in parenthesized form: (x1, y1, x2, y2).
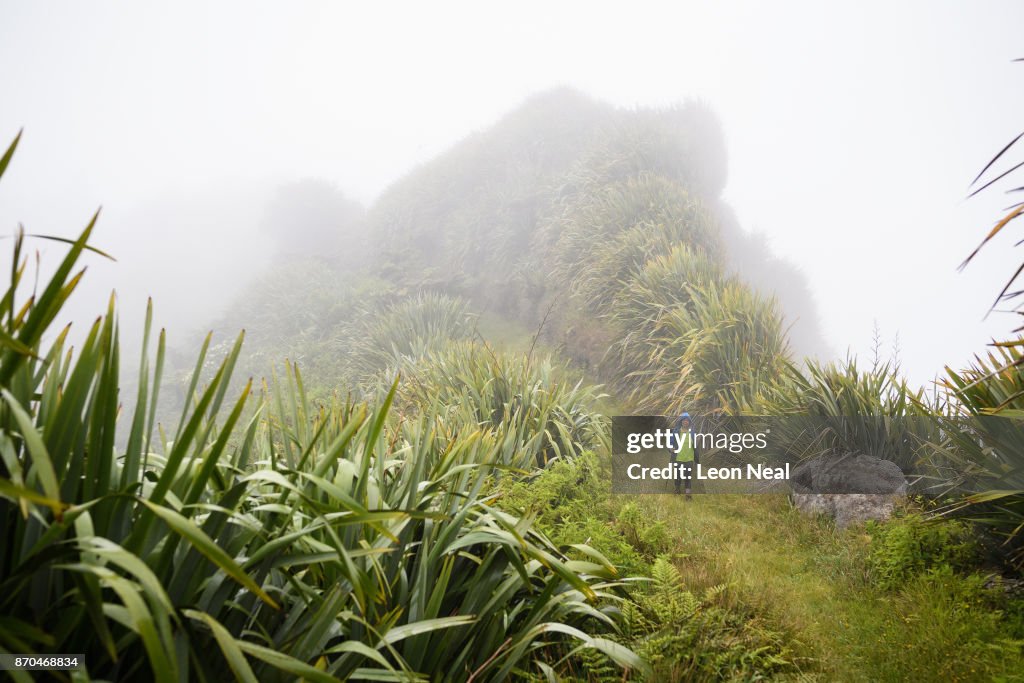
(670, 412, 698, 498)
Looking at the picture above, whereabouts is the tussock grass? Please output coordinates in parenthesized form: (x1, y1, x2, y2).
(923, 342, 1024, 568)
(0, 135, 648, 682)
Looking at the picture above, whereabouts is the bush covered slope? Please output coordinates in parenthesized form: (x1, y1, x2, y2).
(200, 89, 1024, 680)
(0, 147, 648, 680)
(215, 89, 822, 415)
(5, 86, 1024, 682)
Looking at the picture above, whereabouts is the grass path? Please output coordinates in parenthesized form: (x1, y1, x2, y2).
(645, 494, 869, 679)
(479, 313, 1020, 680)
(624, 492, 1021, 681)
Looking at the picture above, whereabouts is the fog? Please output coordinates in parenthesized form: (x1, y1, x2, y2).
(1, 1, 1023, 386)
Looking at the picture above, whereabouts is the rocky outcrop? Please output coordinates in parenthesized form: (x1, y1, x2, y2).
(789, 453, 907, 528)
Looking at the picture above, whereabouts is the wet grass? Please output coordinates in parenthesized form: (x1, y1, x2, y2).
(619, 493, 1024, 682)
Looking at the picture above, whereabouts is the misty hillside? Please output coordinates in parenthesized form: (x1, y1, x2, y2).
(209, 89, 829, 395)
(5, 79, 1024, 680)
(9, 4, 1024, 682)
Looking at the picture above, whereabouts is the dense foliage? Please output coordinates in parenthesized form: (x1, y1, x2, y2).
(0, 136, 646, 681)
(5, 84, 1024, 681)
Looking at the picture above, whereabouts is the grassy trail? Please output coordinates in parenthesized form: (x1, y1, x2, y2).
(484, 315, 1019, 680)
(648, 494, 868, 679)
(624, 492, 1019, 681)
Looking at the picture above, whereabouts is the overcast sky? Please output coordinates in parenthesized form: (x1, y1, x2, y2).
(1, 1, 1023, 386)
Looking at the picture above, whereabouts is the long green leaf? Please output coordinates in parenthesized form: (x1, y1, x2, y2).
(139, 499, 278, 609)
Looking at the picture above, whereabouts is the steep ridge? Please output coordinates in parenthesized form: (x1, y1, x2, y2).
(216, 89, 827, 415)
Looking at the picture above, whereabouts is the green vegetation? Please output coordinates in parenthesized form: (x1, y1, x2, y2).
(754, 358, 934, 471)
(0, 135, 644, 681)
(865, 511, 980, 590)
(341, 292, 478, 387)
(504, 463, 1024, 682)
(929, 344, 1024, 568)
(5, 87, 1024, 682)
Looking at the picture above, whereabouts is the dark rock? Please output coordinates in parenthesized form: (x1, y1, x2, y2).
(790, 452, 907, 528)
